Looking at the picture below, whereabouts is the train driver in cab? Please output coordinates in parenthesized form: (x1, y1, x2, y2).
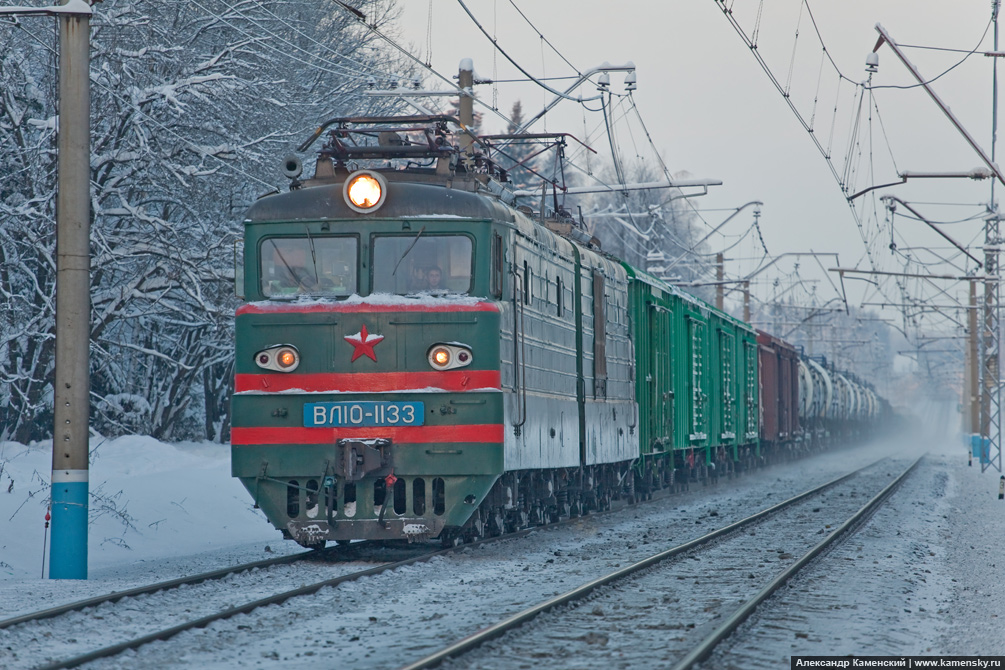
(424, 265, 443, 291)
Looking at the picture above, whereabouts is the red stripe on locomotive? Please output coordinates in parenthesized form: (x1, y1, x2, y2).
(234, 370, 501, 393)
(237, 301, 501, 316)
(231, 424, 504, 445)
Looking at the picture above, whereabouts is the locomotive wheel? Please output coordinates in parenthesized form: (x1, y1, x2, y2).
(487, 509, 505, 537)
(469, 509, 486, 541)
(439, 529, 463, 548)
(504, 510, 522, 534)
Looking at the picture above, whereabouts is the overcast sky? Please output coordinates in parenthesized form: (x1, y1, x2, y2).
(390, 1, 1000, 347)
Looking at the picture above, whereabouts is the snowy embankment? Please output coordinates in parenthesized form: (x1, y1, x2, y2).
(0, 436, 290, 590)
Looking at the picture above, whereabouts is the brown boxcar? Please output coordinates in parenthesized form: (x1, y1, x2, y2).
(757, 330, 801, 447)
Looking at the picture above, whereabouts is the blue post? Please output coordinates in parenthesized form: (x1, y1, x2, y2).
(49, 470, 88, 579)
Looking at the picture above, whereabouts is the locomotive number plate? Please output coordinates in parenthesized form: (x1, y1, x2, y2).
(304, 401, 425, 427)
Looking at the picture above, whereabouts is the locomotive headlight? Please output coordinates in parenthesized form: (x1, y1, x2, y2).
(255, 345, 300, 372)
(427, 344, 473, 371)
(343, 170, 387, 213)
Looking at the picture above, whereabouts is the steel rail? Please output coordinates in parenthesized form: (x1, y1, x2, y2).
(28, 452, 881, 670)
(398, 459, 885, 670)
(668, 454, 923, 670)
(17, 463, 689, 667)
(0, 546, 334, 631)
(32, 507, 607, 670)
(34, 545, 443, 670)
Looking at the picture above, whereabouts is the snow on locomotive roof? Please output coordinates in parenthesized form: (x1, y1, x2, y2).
(243, 292, 490, 311)
(406, 214, 479, 219)
(244, 179, 516, 224)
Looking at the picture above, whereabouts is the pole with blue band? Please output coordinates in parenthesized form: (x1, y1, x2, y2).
(48, 0, 92, 580)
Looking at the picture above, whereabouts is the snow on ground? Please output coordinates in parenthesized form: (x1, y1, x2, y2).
(2, 399, 1004, 666)
(0, 435, 297, 598)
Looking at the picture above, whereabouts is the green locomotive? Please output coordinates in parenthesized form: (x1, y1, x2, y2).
(230, 115, 815, 547)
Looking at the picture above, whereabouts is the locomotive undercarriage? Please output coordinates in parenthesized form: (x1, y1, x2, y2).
(440, 464, 621, 546)
(441, 444, 759, 546)
(265, 441, 792, 549)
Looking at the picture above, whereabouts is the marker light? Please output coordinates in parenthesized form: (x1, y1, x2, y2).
(343, 170, 387, 213)
(431, 347, 451, 368)
(255, 345, 300, 372)
(277, 349, 298, 369)
(427, 344, 473, 371)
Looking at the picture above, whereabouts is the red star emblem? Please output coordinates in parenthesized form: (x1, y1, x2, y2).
(344, 323, 384, 362)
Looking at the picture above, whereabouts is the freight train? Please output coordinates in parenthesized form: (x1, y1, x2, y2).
(230, 115, 885, 547)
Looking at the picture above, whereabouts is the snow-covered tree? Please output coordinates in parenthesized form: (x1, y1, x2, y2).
(0, 25, 59, 444)
(0, 0, 408, 442)
(492, 99, 538, 190)
(578, 159, 711, 283)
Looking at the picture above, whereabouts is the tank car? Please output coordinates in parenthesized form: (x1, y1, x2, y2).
(799, 357, 832, 447)
(795, 355, 884, 446)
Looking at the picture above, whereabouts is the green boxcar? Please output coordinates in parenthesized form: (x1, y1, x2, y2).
(624, 265, 758, 474)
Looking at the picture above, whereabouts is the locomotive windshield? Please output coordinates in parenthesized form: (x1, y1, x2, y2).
(260, 236, 357, 298)
(372, 234, 473, 295)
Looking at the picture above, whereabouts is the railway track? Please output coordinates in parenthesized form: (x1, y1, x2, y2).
(400, 456, 922, 670)
(8, 484, 667, 670)
(0, 546, 334, 632)
(6, 453, 887, 670)
(3, 542, 430, 670)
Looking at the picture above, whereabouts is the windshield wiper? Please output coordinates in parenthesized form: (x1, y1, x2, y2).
(305, 227, 319, 283)
(391, 225, 426, 277)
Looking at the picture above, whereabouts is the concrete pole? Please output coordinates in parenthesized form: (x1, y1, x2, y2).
(50, 3, 91, 580)
(458, 59, 474, 155)
(742, 281, 750, 323)
(715, 253, 724, 311)
(969, 280, 980, 435)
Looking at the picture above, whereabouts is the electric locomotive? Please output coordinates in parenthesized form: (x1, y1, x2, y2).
(232, 115, 641, 546)
(230, 114, 884, 548)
